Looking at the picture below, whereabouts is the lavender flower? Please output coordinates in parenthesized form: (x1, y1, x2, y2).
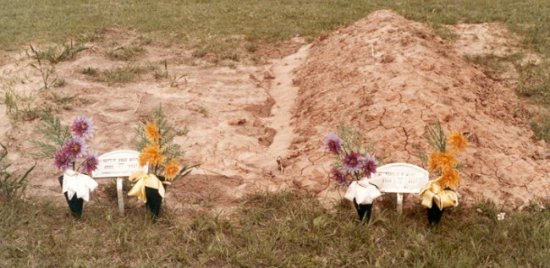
(361, 154, 377, 178)
(54, 148, 72, 171)
(71, 116, 95, 140)
(331, 168, 347, 185)
(343, 151, 362, 173)
(80, 153, 99, 174)
(63, 138, 86, 159)
(324, 133, 342, 154)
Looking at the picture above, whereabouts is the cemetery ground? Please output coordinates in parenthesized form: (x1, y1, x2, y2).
(0, 0, 549, 266)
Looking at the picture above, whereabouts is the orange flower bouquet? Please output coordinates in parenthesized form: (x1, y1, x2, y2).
(419, 122, 468, 225)
(128, 106, 196, 218)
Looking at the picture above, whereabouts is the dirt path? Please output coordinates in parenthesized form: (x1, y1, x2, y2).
(261, 45, 310, 170)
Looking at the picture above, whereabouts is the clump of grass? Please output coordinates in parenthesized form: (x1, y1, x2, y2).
(518, 62, 550, 104)
(45, 92, 76, 110)
(0, 191, 548, 266)
(106, 45, 145, 61)
(2, 89, 45, 121)
(80, 67, 99, 76)
(100, 65, 150, 84)
(0, 144, 34, 202)
(28, 41, 86, 64)
(464, 53, 522, 80)
(530, 115, 550, 142)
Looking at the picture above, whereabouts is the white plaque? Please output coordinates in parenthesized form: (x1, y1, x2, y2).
(92, 150, 148, 178)
(367, 163, 429, 193)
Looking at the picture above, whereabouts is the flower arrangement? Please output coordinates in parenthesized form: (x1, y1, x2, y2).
(324, 127, 378, 186)
(419, 122, 468, 224)
(53, 116, 98, 174)
(33, 113, 99, 217)
(128, 106, 195, 217)
(324, 126, 381, 222)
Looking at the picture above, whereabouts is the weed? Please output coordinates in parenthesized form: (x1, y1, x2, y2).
(154, 60, 187, 87)
(52, 77, 65, 87)
(80, 67, 99, 76)
(0, 144, 35, 202)
(30, 111, 71, 159)
(106, 45, 145, 61)
(45, 92, 76, 110)
(100, 65, 149, 84)
(28, 41, 86, 64)
(517, 62, 550, 105)
(531, 115, 550, 142)
(191, 48, 208, 58)
(27, 45, 57, 90)
(2, 89, 43, 121)
(197, 106, 209, 117)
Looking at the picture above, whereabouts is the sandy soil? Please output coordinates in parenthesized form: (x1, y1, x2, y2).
(0, 10, 547, 212)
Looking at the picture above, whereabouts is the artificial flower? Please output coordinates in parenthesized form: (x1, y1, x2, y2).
(361, 154, 377, 178)
(139, 144, 165, 166)
(63, 137, 87, 159)
(163, 160, 181, 180)
(127, 171, 165, 203)
(343, 151, 362, 173)
(427, 151, 456, 173)
(324, 133, 342, 154)
(145, 121, 161, 143)
(439, 169, 460, 190)
(419, 178, 459, 209)
(448, 131, 468, 153)
(62, 169, 98, 202)
(71, 116, 95, 139)
(344, 178, 382, 205)
(80, 153, 99, 174)
(331, 168, 347, 185)
(54, 147, 72, 171)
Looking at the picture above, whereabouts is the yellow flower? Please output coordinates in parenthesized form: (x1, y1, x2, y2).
(145, 121, 160, 143)
(448, 131, 468, 153)
(163, 160, 181, 180)
(439, 169, 460, 190)
(139, 144, 165, 166)
(428, 152, 457, 173)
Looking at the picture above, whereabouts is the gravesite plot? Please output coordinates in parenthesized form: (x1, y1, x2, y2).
(0, 1, 548, 266)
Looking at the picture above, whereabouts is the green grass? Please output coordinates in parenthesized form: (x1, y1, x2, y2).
(0, 192, 548, 267)
(0, 1, 548, 55)
(105, 45, 146, 61)
(100, 65, 152, 85)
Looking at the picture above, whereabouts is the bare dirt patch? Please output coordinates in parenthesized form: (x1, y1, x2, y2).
(0, 11, 547, 212)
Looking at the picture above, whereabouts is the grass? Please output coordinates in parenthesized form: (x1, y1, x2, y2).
(105, 45, 146, 61)
(0, 191, 548, 267)
(2, 89, 44, 121)
(28, 41, 87, 64)
(100, 65, 152, 85)
(0, 1, 547, 54)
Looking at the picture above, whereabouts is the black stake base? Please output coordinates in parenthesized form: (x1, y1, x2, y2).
(427, 205, 444, 225)
(353, 199, 373, 223)
(145, 186, 163, 219)
(58, 176, 84, 218)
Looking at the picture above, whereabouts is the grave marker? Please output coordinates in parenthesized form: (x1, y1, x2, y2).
(92, 150, 148, 215)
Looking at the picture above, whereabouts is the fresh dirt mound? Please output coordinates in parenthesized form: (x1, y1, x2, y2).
(289, 10, 549, 208)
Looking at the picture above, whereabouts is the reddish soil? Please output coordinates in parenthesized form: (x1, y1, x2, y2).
(0, 10, 547, 212)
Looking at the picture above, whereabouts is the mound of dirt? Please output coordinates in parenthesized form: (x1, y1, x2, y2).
(289, 10, 549, 208)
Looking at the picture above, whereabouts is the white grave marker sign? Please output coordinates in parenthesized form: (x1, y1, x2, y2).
(92, 150, 148, 178)
(366, 163, 429, 213)
(92, 150, 148, 215)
